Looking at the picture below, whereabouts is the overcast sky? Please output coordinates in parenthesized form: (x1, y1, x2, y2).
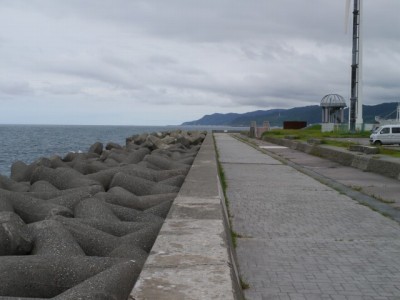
(0, 0, 399, 125)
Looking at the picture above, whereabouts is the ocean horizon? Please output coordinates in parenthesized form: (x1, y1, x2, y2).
(0, 124, 247, 177)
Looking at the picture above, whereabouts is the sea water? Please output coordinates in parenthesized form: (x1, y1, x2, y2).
(0, 124, 246, 177)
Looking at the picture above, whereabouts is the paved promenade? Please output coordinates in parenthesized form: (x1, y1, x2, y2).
(215, 134, 400, 300)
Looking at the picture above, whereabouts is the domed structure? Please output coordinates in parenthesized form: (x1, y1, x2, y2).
(320, 94, 347, 126)
(321, 94, 347, 108)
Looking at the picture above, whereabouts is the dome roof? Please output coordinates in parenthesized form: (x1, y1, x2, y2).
(320, 94, 347, 107)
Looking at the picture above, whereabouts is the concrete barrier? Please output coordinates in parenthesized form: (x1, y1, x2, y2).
(263, 136, 400, 181)
(130, 133, 240, 299)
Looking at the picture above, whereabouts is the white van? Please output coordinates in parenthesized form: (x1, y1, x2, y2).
(370, 125, 400, 145)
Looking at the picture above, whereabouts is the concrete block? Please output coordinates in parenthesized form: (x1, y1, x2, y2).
(109, 172, 179, 196)
(131, 264, 234, 300)
(0, 211, 32, 255)
(351, 155, 371, 171)
(0, 256, 124, 298)
(363, 146, 379, 154)
(3, 190, 73, 224)
(74, 197, 120, 221)
(28, 220, 85, 257)
(366, 157, 400, 179)
(31, 166, 99, 190)
(349, 145, 364, 152)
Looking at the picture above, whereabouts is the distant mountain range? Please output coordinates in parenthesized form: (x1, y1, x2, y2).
(182, 102, 399, 127)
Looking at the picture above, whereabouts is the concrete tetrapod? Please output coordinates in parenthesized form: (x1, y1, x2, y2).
(0, 175, 29, 192)
(0, 211, 32, 255)
(31, 166, 99, 190)
(53, 260, 141, 300)
(109, 172, 179, 196)
(1, 189, 73, 223)
(28, 220, 85, 256)
(105, 202, 165, 224)
(0, 256, 126, 298)
(0, 130, 205, 299)
(74, 218, 159, 237)
(74, 197, 120, 221)
(105, 187, 177, 210)
(29, 180, 59, 193)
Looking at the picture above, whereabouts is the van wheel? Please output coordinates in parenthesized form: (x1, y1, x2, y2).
(374, 141, 382, 146)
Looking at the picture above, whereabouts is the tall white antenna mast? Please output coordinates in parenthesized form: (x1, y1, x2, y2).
(348, 0, 363, 132)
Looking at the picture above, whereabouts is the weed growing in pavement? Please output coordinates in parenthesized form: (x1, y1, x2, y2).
(351, 185, 363, 192)
(212, 134, 242, 249)
(371, 194, 395, 204)
(240, 277, 250, 290)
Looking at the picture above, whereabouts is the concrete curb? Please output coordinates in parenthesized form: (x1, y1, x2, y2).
(130, 133, 241, 300)
(263, 136, 400, 181)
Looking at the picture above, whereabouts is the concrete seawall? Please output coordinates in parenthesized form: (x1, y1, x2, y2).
(263, 136, 400, 180)
(130, 133, 241, 299)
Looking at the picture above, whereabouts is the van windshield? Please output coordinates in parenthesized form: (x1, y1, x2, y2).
(372, 127, 382, 133)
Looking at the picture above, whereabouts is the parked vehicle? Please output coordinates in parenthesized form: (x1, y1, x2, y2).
(369, 125, 400, 145)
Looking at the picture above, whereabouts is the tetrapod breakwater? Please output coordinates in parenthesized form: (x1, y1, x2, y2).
(0, 130, 206, 299)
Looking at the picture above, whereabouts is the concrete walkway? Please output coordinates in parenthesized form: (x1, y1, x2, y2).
(244, 136, 400, 208)
(215, 133, 400, 300)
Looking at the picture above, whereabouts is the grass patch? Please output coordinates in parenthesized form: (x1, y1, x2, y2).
(262, 126, 400, 159)
(351, 185, 363, 192)
(213, 134, 242, 248)
(262, 124, 370, 141)
(240, 277, 250, 290)
(378, 147, 400, 158)
(371, 194, 395, 204)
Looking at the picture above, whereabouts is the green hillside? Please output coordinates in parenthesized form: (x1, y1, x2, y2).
(182, 102, 398, 127)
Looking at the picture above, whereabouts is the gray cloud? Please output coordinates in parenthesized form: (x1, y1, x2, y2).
(0, 0, 399, 125)
(0, 81, 33, 95)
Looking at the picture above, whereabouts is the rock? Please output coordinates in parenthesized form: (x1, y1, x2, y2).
(144, 154, 190, 172)
(0, 256, 124, 298)
(28, 220, 85, 257)
(10, 161, 29, 182)
(98, 188, 142, 210)
(147, 135, 170, 150)
(109, 172, 179, 196)
(52, 216, 119, 256)
(0, 197, 14, 212)
(29, 180, 59, 193)
(123, 148, 150, 164)
(137, 193, 177, 210)
(0, 211, 32, 255)
(143, 200, 173, 218)
(106, 203, 164, 224)
(108, 244, 148, 264)
(23, 185, 103, 201)
(74, 218, 155, 237)
(53, 260, 141, 300)
(88, 142, 103, 155)
(0, 175, 29, 192)
(121, 225, 161, 252)
(31, 166, 99, 190)
(49, 155, 71, 169)
(2, 190, 73, 224)
(159, 174, 186, 187)
(161, 135, 177, 145)
(47, 186, 103, 210)
(105, 142, 122, 151)
(107, 151, 128, 163)
(74, 198, 120, 222)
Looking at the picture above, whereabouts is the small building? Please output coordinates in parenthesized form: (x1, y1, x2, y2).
(249, 121, 270, 138)
(320, 94, 347, 132)
(283, 121, 307, 130)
